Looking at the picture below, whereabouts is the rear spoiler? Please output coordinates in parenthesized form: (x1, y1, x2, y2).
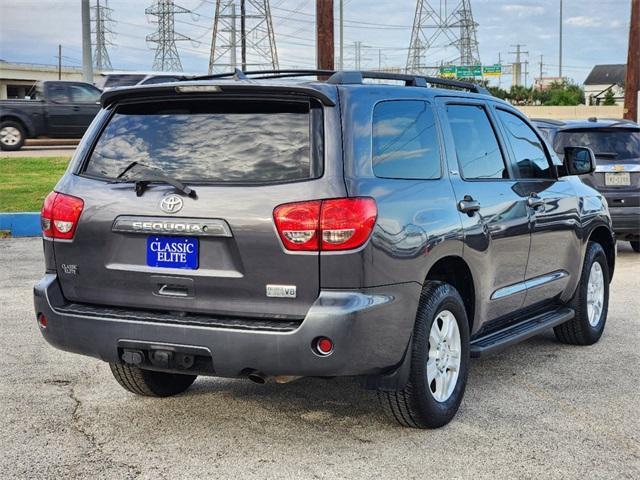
(100, 82, 337, 108)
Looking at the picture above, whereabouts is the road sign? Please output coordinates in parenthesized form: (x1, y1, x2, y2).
(482, 64, 502, 77)
(439, 66, 457, 78)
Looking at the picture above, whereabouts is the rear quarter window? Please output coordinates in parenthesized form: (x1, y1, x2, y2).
(372, 100, 441, 180)
(83, 99, 323, 183)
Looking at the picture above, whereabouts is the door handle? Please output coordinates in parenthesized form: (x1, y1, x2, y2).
(458, 195, 481, 214)
(527, 194, 545, 209)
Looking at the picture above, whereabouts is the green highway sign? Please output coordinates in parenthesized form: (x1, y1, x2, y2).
(438, 64, 502, 79)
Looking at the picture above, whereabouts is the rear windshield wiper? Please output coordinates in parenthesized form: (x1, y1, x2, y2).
(113, 161, 197, 198)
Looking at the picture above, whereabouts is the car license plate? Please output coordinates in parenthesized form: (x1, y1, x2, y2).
(147, 236, 198, 269)
(605, 172, 630, 186)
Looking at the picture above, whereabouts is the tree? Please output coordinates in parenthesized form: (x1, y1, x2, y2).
(543, 81, 584, 106)
(602, 88, 617, 105)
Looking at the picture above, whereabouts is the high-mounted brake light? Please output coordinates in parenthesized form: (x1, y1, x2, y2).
(41, 192, 84, 240)
(273, 197, 377, 252)
(175, 85, 221, 93)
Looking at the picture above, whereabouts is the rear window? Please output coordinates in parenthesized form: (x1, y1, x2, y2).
(84, 99, 322, 183)
(372, 100, 441, 180)
(553, 129, 640, 161)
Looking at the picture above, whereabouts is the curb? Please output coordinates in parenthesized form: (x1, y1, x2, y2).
(0, 212, 41, 237)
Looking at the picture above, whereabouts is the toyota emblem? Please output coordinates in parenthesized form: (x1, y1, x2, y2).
(159, 194, 184, 214)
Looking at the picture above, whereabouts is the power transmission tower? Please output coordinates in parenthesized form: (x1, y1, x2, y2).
(146, 0, 192, 72)
(92, 0, 114, 71)
(509, 44, 528, 86)
(406, 0, 480, 75)
(208, 0, 279, 74)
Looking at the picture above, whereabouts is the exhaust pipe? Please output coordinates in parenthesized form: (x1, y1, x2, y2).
(247, 370, 267, 384)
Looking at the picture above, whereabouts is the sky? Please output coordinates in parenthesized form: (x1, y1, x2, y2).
(0, 0, 632, 86)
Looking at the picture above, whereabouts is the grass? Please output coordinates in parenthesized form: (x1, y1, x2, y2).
(0, 157, 70, 212)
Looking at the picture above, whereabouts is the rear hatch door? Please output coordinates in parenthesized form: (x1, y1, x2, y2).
(52, 89, 342, 320)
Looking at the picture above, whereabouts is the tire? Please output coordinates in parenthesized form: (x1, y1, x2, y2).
(378, 281, 470, 429)
(0, 120, 26, 151)
(109, 363, 197, 397)
(554, 241, 610, 345)
(630, 241, 640, 253)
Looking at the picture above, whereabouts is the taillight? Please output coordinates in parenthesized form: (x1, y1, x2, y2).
(273, 200, 321, 251)
(41, 191, 84, 240)
(273, 197, 377, 252)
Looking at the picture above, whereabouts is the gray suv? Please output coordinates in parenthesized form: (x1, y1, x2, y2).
(34, 70, 615, 428)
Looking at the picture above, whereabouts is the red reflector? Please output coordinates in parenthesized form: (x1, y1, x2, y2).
(315, 337, 333, 355)
(41, 192, 84, 240)
(273, 197, 376, 252)
(37, 313, 47, 329)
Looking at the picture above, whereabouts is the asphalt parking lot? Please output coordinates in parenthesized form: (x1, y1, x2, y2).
(1, 238, 639, 479)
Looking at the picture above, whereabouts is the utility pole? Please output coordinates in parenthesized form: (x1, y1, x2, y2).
(240, 0, 246, 70)
(498, 52, 502, 88)
(57, 45, 62, 80)
(230, 3, 237, 69)
(354, 41, 361, 69)
(538, 54, 544, 91)
(559, 0, 563, 79)
(524, 60, 529, 88)
(339, 0, 344, 70)
(378, 49, 382, 71)
(509, 44, 528, 87)
(81, 0, 94, 83)
(624, 0, 639, 121)
(316, 0, 334, 71)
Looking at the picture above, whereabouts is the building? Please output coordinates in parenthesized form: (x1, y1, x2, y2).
(583, 64, 626, 106)
(0, 60, 83, 99)
(533, 76, 565, 91)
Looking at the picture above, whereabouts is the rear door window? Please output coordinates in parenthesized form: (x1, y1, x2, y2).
(372, 100, 441, 179)
(69, 84, 100, 103)
(83, 99, 323, 183)
(496, 109, 554, 179)
(445, 104, 508, 180)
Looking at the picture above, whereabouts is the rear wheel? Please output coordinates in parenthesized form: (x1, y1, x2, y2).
(109, 363, 197, 397)
(554, 242, 609, 345)
(0, 120, 25, 151)
(630, 241, 640, 253)
(378, 281, 470, 429)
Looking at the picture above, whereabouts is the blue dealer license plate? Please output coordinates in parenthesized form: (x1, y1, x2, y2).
(147, 236, 199, 269)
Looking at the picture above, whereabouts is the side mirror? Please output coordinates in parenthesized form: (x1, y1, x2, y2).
(562, 146, 596, 176)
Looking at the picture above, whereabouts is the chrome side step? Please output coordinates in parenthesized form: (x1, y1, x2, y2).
(470, 307, 575, 358)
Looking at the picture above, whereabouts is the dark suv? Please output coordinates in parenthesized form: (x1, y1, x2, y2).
(34, 70, 615, 428)
(533, 118, 640, 252)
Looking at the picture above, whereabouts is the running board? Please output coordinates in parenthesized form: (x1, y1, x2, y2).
(470, 307, 575, 358)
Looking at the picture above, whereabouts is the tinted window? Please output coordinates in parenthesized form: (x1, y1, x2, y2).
(554, 129, 640, 162)
(141, 76, 181, 85)
(372, 101, 441, 179)
(103, 74, 146, 88)
(84, 100, 320, 183)
(69, 84, 100, 103)
(446, 105, 507, 179)
(47, 84, 69, 103)
(497, 109, 553, 179)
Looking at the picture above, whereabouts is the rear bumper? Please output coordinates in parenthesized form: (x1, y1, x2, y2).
(33, 274, 420, 378)
(609, 206, 640, 239)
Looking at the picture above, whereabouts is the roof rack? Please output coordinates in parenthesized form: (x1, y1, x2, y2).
(187, 69, 490, 95)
